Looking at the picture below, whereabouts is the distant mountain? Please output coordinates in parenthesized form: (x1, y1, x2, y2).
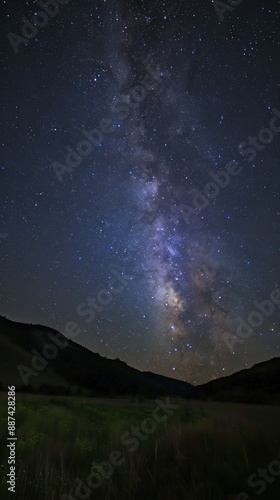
(195, 357, 280, 404)
(1, 315, 279, 403)
(0, 315, 194, 398)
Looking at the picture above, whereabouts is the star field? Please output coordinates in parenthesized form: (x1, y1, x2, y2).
(0, 0, 279, 384)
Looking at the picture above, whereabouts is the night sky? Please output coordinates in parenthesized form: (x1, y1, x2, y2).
(0, 0, 279, 384)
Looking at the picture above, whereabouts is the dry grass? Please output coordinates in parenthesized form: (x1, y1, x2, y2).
(0, 394, 279, 499)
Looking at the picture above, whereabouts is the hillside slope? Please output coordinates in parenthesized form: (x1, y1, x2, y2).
(0, 315, 194, 398)
(195, 357, 280, 404)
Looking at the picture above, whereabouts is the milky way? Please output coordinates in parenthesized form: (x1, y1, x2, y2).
(0, 0, 279, 384)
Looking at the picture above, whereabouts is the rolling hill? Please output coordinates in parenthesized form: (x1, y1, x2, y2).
(0, 315, 194, 398)
(195, 357, 280, 404)
(0, 315, 279, 403)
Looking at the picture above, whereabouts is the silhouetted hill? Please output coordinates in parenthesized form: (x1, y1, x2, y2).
(141, 371, 195, 398)
(1, 315, 279, 403)
(195, 357, 280, 404)
(0, 315, 194, 398)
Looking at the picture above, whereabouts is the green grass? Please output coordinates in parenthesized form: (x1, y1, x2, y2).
(0, 394, 280, 499)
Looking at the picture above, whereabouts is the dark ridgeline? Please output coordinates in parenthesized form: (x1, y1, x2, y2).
(0, 315, 194, 398)
(195, 357, 280, 404)
(1, 315, 279, 403)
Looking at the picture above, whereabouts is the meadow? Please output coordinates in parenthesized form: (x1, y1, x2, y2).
(0, 393, 280, 500)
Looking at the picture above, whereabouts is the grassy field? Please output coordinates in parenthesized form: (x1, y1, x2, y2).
(0, 394, 280, 500)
